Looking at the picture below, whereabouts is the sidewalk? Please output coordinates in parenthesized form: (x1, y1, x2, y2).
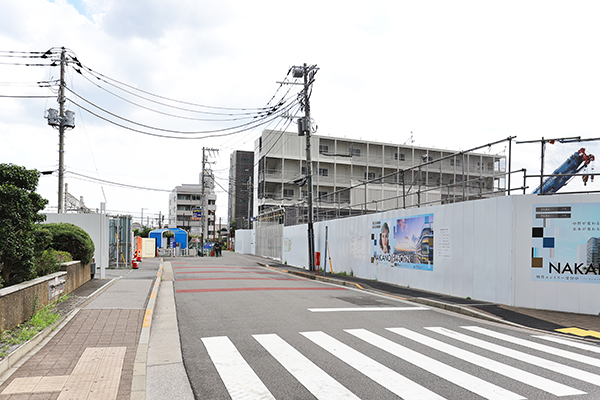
(0, 258, 173, 400)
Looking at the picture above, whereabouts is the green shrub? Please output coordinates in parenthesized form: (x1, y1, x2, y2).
(41, 223, 95, 265)
(35, 249, 73, 277)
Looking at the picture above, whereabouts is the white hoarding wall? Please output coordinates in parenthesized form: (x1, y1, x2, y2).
(513, 194, 600, 315)
(241, 193, 600, 315)
(43, 213, 110, 279)
(235, 229, 255, 254)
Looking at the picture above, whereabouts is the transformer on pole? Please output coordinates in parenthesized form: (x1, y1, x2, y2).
(293, 63, 319, 272)
(45, 47, 75, 213)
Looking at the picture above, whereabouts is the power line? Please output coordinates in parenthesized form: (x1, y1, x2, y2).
(0, 61, 55, 66)
(0, 94, 55, 98)
(73, 58, 279, 112)
(65, 171, 171, 192)
(75, 71, 268, 122)
(66, 95, 300, 139)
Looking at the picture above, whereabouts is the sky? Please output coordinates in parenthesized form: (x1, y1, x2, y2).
(1, 0, 599, 227)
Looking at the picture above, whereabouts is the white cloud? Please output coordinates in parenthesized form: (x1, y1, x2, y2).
(1, 0, 600, 224)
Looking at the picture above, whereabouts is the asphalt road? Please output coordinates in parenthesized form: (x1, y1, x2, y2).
(174, 253, 600, 400)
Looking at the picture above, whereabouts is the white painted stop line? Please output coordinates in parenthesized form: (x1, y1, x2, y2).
(308, 306, 429, 312)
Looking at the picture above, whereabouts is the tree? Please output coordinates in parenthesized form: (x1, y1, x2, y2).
(41, 223, 95, 266)
(133, 226, 152, 238)
(0, 164, 48, 287)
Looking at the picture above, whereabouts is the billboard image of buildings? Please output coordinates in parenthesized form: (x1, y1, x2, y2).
(371, 214, 434, 271)
(531, 203, 600, 284)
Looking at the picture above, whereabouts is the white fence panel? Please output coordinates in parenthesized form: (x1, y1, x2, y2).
(237, 193, 600, 315)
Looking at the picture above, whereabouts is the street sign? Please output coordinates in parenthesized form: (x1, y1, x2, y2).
(192, 208, 202, 220)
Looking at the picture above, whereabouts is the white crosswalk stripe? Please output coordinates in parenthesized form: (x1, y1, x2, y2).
(387, 327, 585, 397)
(200, 326, 600, 399)
(253, 333, 361, 400)
(427, 326, 600, 387)
(301, 330, 445, 400)
(534, 335, 600, 354)
(202, 336, 276, 400)
(346, 328, 524, 400)
(463, 326, 600, 368)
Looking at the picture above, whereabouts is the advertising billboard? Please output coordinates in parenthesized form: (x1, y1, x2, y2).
(531, 203, 600, 284)
(371, 213, 434, 271)
(192, 208, 202, 221)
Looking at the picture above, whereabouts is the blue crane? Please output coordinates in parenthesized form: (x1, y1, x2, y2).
(533, 147, 595, 194)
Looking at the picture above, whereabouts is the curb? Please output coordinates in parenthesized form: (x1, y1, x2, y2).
(131, 259, 164, 400)
(0, 276, 122, 385)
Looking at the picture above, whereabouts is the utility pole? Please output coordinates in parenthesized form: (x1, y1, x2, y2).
(57, 48, 66, 213)
(247, 177, 252, 229)
(201, 148, 206, 247)
(293, 63, 318, 272)
(46, 47, 75, 213)
(201, 147, 219, 245)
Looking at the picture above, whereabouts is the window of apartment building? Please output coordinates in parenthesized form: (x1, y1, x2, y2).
(318, 168, 329, 177)
(450, 158, 462, 167)
(208, 200, 216, 205)
(283, 188, 294, 198)
(364, 172, 375, 180)
(350, 148, 361, 157)
(301, 166, 307, 175)
(318, 191, 328, 199)
(319, 145, 329, 154)
(394, 152, 406, 161)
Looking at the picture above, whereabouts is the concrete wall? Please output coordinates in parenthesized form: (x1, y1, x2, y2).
(240, 193, 600, 315)
(60, 261, 91, 294)
(0, 261, 90, 332)
(43, 213, 110, 279)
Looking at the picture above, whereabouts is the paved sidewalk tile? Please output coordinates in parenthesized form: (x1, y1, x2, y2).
(0, 309, 143, 400)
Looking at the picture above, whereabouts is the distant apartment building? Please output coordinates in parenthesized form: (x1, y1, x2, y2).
(254, 130, 506, 223)
(587, 237, 600, 265)
(168, 171, 217, 240)
(228, 150, 254, 229)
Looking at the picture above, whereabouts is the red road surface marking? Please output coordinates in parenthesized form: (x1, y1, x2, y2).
(173, 266, 262, 269)
(177, 287, 348, 293)
(176, 277, 302, 281)
(175, 270, 276, 274)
